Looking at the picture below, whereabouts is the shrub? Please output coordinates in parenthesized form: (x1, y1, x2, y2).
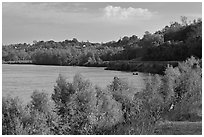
(52, 74, 98, 134)
(168, 56, 202, 121)
(121, 74, 165, 135)
(106, 76, 162, 135)
(2, 96, 25, 135)
(52, 74, 75, 117)
(3, 57, 201, 135)
(51, 74, 124, 134)
(28, 91, 59, 134)
(22, 109, 52, 135)
(93, 87, 123, 133)
(142, 56, 202, 121)
(2, 91, 59, 135)
(142, 74, 165, 121)
(30, 90, 51, 113)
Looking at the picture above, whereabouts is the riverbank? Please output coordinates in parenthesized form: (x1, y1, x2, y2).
(105, 60, 179, 74)
(3, 60, 180, 74)
(2, 56, 202, 135)
(3, 60, 33, 64)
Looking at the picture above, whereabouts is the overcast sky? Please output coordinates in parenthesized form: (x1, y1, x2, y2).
(2, 2, 202, 45)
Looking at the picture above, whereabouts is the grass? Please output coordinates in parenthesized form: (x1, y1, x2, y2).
(154, 121, 202, 135)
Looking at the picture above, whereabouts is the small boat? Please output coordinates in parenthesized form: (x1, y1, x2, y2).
(133, 72, 138, 75)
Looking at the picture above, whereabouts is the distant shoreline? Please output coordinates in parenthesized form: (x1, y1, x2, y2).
(3, 60, 180, 75)
(3, 60, 33, 64)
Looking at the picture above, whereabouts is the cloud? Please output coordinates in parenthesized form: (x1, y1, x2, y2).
(3, 2, 92, 25)
(103, 5, 154, 21)
(28, 2, 88, 13)
(3, 3, 155, 27)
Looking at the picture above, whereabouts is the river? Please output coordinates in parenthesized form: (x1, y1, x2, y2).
(2, 64, 148, 102)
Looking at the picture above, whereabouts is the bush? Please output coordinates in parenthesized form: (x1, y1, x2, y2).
(28, 91, 59, 134)
(94, 87, 123, 133)
(3, 57, 201, 135)
(2, 96, 25, 135)
(51, 74, 171, 135)
(2, 91, 59, 135)
(22, 109, 52, 135)
(168, 56, 202, 121)
(52, 74, 75, 117)
(104, 76, 160, 135)
(30, 91, 51, 113)
(142, 56, 202, 121)
(51, 74, 124, 134)
(52, 74, 97, 134)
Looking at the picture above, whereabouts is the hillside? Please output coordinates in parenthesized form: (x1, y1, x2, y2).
(2, 18, 202, 74)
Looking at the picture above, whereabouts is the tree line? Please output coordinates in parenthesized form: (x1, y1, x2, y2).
(2, 17, 202, 65)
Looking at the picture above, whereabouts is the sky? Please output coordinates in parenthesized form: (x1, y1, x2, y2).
(2, 2, 202, 45)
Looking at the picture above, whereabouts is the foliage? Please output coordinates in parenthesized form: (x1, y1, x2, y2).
(2, 56, 202, 134)
(51, 74, 124, 134)
(105, 76, 159, 135)
(2, 91, 59, 135)
(142, 56, 202, 121)
(51, 74, 75, 117)
(2, 96, 25, 135)
(3, 18, 202, 66)
(30, 91, 51, 113)
(2, 73, 165, 135)
(168, 56, 202, 121)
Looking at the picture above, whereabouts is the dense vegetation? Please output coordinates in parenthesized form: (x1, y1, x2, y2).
(105, 60, 179, 74)
(2, 17, 202, 73)
(2, 57, 202, 135)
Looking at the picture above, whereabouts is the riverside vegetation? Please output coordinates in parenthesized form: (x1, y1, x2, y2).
(2, 56, 202, 135)
(2, 17, 202, 74)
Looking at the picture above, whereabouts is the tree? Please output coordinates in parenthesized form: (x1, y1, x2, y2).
(139, 32, 164, 48)
(33, 40, 38, 45)
(181, 16, 188, 26)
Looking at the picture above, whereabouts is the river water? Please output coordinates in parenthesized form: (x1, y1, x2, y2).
(2, 64, 148, 102)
